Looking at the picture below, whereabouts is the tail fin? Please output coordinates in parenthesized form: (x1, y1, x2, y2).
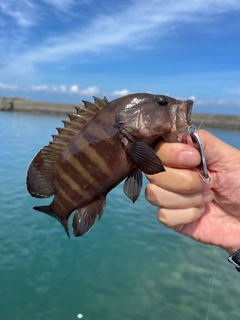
(34, 205, 70, 238)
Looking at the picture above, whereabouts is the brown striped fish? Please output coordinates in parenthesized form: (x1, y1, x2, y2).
(26, 93, 193, 237)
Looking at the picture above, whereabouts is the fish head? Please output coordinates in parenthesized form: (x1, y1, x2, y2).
(115, 93, 193, 144)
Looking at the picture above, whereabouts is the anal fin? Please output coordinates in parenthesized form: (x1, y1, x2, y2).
(72, 197, 106, 237)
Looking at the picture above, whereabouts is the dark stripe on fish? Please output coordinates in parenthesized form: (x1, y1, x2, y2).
(27, 94, 193, 238)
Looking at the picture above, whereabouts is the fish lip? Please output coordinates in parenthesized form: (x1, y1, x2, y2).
(177, 131, 190, 144)
(176, 99, 193, 136)
(186, 100, 193, 125)
(162, 99, 193, 143)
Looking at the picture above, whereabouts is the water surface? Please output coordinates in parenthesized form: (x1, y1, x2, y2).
(1, 112, 240, 320)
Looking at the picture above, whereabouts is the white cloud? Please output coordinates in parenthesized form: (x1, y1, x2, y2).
(69, 85, 100, 96)
(59, 85, 67, 93)
(0, 0, 38, 27)
(42, 0, 76, 11)
(217, 99, 226, 105)
(111, 89, 129, 97)
(2, 0, 240, 67)
(80, 86, 100, 96)
(1, 0, 240, 108)
(30, 84, 100, 96)
(0, 82, 19, 90)
(188, 95, 196, 101)
(195, 99, 203, 105)
(0, 0, 78, 28)
(225, 85, 240, 95)
(194, 99, 228, 107)
(188, 95, 208, 106)
(70, 84, 79, 93)
(32, 85, 49, 91)
(194, 97, 226, 106)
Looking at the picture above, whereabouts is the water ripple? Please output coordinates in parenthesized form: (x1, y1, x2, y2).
(1, 112, 240, 320)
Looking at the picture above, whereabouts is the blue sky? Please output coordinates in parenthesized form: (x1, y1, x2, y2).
(0, 0, 240, 114)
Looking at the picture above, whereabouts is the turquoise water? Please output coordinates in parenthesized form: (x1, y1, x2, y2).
(1, 111, 240, 320)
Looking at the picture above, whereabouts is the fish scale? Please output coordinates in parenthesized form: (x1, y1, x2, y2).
(27, 93, 193, 237)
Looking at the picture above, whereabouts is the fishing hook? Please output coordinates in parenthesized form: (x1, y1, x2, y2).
(188, 125, 211, 184)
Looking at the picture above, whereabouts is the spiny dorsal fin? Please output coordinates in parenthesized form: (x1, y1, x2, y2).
(56, 127, 78, 136)
(68, 113, 88, 123)
(27, 97, 108, 199)
(62, 120, 77, 128)
(62, 120, 83, 130)
(93, 96, 108, 108)
(55, 97, 108, 147)
(82, 100, 100, 113)
(51, 134, 72, 143)
(74, 107, 93, 117)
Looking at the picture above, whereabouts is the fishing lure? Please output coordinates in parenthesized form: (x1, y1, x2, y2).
(188, 125, 211, 183)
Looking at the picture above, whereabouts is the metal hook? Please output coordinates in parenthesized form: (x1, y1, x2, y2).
(188, 125, 211, 184)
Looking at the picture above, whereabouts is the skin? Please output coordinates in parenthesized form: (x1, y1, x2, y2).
(145, 130, 240, 255)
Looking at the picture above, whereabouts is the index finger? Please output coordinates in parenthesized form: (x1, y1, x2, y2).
(146, 166, 205, 193)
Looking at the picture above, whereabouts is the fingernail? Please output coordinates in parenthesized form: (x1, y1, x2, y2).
(179, 149, 200, 165)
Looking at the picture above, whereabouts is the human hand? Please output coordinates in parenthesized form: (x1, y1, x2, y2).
(145, 130, 240, 255)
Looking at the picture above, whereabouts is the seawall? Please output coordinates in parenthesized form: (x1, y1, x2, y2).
(1, 96, 240, 129)
(0, 96, 79, 115)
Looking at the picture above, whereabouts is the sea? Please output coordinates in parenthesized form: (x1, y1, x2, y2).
(1, 111, 240, 320)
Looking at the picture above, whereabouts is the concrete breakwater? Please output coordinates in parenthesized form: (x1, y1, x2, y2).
(0, 96, 78, 115)
(1, 96, 240, 129)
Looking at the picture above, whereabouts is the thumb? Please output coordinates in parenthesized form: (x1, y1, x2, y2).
(153, 130, 238, 171)
(153, 140, 201, 169)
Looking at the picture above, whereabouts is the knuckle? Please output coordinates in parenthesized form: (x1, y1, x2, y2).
(145, 184, 160, 206)
(157, 208, 171, 226)
(176, 170, 202, 193)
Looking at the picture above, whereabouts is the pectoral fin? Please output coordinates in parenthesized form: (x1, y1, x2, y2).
(124, 169, 143, 203)
(126, 141, 165, 174)
(72, 197, 106, 237)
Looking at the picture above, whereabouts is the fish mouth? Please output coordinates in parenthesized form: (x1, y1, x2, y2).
(186, 100, 193, 124)
(162, 99, 193, 143)
(176, 99, 193, 131)
(175, 99, 193, 142)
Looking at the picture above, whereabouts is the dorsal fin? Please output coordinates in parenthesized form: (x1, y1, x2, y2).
(56, 127, 78, 136)
(51, 134, 72, 143)
(82, 100, 99, 113)
(27, 97, 108, 199)
(93, 96, 108, 108)
(62, 120, 82, 130)
(74, 107, 93, 117)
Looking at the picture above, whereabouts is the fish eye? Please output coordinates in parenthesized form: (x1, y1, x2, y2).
(155, 96, 169, 106)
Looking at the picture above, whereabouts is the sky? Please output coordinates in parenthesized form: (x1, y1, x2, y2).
(0, 0, 240, 114)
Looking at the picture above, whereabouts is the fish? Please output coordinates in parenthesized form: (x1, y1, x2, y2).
(26, 93, 193, 237)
